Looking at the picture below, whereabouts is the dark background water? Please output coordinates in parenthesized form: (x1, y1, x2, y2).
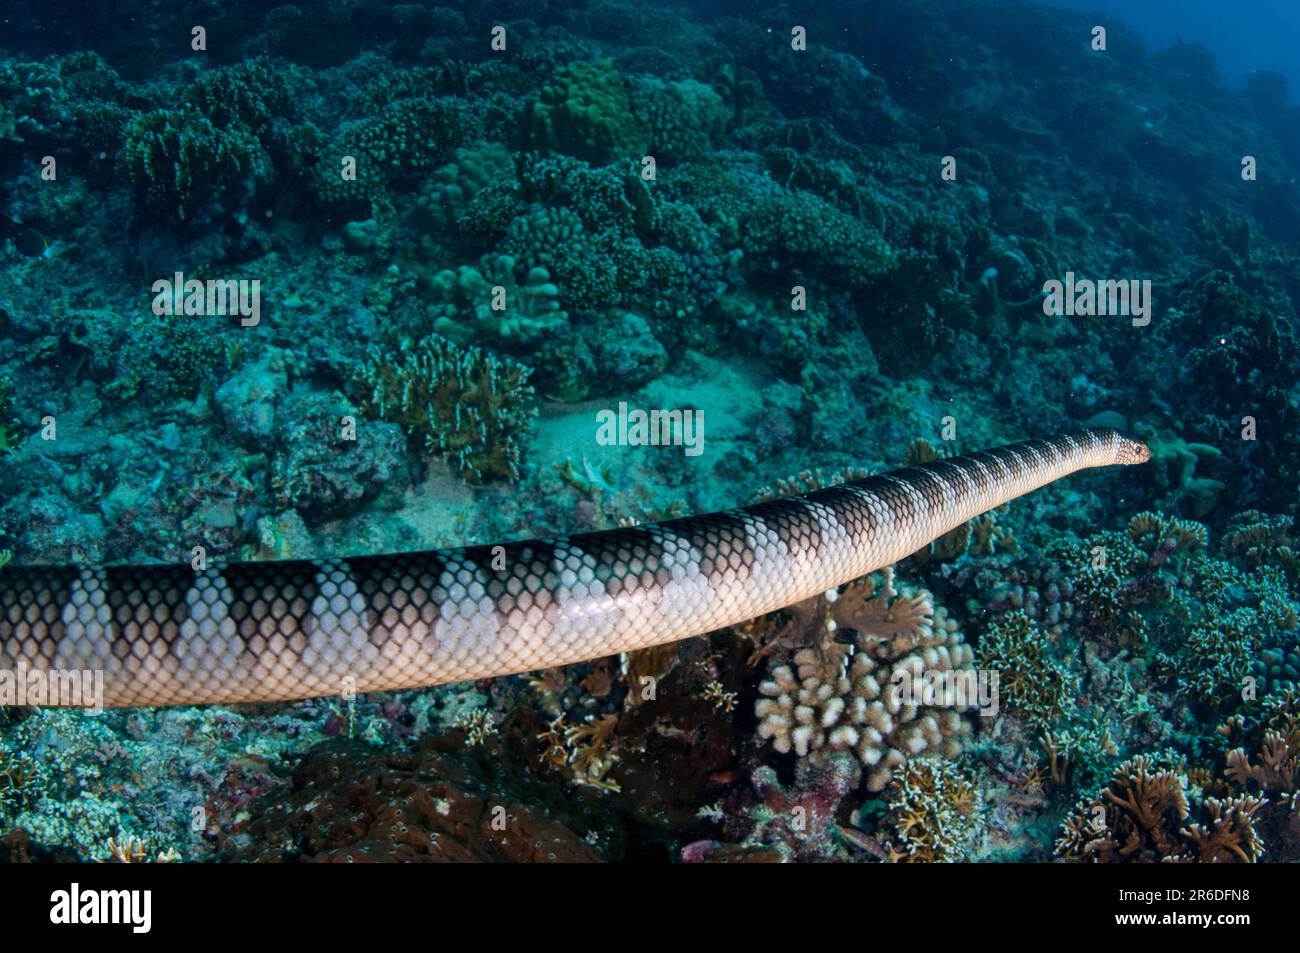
(1040, 0, 1300, 94)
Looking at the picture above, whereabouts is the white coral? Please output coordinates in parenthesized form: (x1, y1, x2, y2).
(755, 572, 975, 791)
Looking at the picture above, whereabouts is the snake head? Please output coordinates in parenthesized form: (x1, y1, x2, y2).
(1115, 434, 1151, 465)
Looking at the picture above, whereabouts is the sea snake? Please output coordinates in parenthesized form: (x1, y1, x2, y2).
(0, 428, 1147, 708)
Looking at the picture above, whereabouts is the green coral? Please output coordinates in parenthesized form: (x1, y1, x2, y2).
(741, 189, 894, 288)
(516, 155, 655, 237)
(426, 254, 569, 349)
(0, 376, 20, 456)
(628, 75, 728, 163)
(501, 204, 623, 311)
(0, 59, 65, 143)
(354, 97, 478, 179)
(513, 60, 648, 163)
(182, 57, 292, 136)
(314, 97, 478, 208)
(118, 107, 260, 222)
(977, 610, 1077, 727)
(409, 141, 520, 251)
(354, 335, 536, 483)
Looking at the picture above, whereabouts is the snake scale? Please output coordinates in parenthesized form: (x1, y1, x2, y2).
(0, 428, 1148, 707)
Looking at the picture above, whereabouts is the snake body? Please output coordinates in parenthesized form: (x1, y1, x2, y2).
(0, 428, 1147, 707)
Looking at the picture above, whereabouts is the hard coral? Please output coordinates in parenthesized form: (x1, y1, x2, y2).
(354, 334, 536, 484)
(1056, 755, 1265, 862)
(883, 759, 981, 862)
(753, 567, 974, 792)
(221, 736, 606, 862)
(513, 59, 648, 163)
(118, 107, 261, 223)
(977, 610, 1076, 728)
(426, 254, 568, 350)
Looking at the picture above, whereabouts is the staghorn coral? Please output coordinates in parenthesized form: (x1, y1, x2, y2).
(354, 334, 536, 484)
(102, 835, 181, 864)
(1041, 723, 1119, 790)
(754, 567, 975, 792)
(1056, 755, 1265, 862)
(1219, 691, 1300, 858)
(1226, 726, 1298, 796)
(454, 709, 499, 749)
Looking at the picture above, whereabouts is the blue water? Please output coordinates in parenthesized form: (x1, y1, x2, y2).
(1041, 0, 1300, 93)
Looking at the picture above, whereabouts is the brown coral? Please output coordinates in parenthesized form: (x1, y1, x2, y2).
(884, 759, 981, 862)
(1056, 755, 1265, 862)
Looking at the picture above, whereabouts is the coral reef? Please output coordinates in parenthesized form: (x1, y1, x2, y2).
(1, 0, 1300, 867)
(354, 335, 536, 484)
(1056, 755, 1266, 863)
(513, 60, 648, 163)
(753, 568, 974, 792)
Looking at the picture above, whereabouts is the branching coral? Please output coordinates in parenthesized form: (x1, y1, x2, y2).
(1226, 726, 1299, 796)
(500, 204, 625, 311)
(977, 611, 1076, 728)
(0, 376, 20, 456)
(409, 141, 518, 249)
(425, 254, 568, 349)
(118, 107, 261, 222)
(1041, 722, 1119, 790)
(628, 74, 728, 163)
(753, 567, 975, 792)
(354, 334, 536, 483)
(883, 759, 981, 862)
(1127, 511, 1208, 559)
(1224, 510, 1298, 584)
(1056, 755, 1265, 862)
(740, 189, 893, 289)
(182, 57, 292, 137)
